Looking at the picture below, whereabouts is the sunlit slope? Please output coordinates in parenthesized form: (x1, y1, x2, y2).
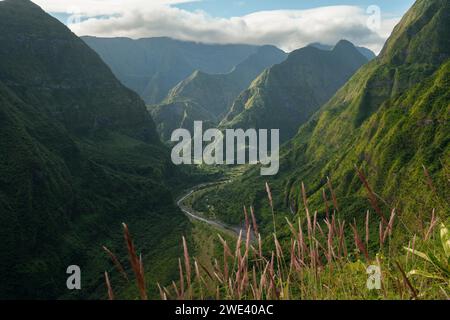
(198, 0, 449, 230)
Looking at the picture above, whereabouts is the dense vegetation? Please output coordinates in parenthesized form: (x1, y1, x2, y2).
(149, 46, 287, 141)
(221, 40, 370, 142)
(0, 0, 190, 299)
(0, 0, 448, 301)
(157, 0, 449, 298)
(107, 178, 449, 300)
(82, 36, 264, 104)
(195, 0, 449, 230)
(166, 196, 450, 300)
(105, 0, 449, 301)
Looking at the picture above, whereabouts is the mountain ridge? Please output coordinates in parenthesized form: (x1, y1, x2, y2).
(0, 0, 188, 299)
(308, 42, 376, 60)
(220, 40, 370, 142)
(82, 36, 268, 104)
(195, 0, 449, 233)
(149, 45, 287, 141)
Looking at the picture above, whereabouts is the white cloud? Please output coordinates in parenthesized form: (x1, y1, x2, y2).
(32, 0, 196, 15)
(32, 1, 400, 54)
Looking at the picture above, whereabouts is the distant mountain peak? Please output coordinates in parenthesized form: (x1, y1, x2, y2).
(307, 42, 333, 51)
(82, 36, 266, 104)
(204, 0, 450, 255)
(308, 41, 376, 60)
(221, 38, 370, 142)
(149, 45, 287, 141)
(333, 39, 355, 50)
(287, 40, 367, 66)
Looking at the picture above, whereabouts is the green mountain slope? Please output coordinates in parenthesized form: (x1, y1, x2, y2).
(196, 0, 449, 234)
(221, 40, 369, 142)
(82, 36, 263, 104)
(0, 0, 188, 299)
(149, 46, 287, 141)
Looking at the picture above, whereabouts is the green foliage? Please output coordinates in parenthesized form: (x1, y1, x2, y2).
(0, 0, 189, 299)
(149, 46, 286, 141)
(159, 197, 449, 300)
(108, 0, 450, 301)
(221, 40, 370, 142)
(82, 36, 266, 104)
(405, 223, 450, 286)
(197, 0, 450, 236)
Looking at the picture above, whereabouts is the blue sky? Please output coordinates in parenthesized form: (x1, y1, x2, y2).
(33, 0, 417, 53)
(176, 0, 414, 18)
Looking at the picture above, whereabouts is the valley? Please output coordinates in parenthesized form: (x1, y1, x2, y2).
(0, 0, 448, 301)
(177, 181, 236, 235)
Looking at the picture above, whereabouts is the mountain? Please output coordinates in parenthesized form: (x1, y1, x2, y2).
(196, 0, 449, 233)
(0, 0, 188, 299)
(221, 40, 369, 142)
(308, 42, 377, 60)
(149, 46, 287, 141)
(82, 36, 263, 104)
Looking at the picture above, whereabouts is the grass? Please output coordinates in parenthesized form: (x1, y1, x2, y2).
(103, 167, 449, 300)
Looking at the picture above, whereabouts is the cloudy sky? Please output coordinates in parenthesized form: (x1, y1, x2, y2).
(32, 0, 415, 53)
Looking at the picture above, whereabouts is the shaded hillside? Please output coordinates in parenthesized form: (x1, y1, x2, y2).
(149, 46, 287, 141)
(221, 40, 369, 142)
(82, 36, 262, 103)
(0, 0, 188, 299)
